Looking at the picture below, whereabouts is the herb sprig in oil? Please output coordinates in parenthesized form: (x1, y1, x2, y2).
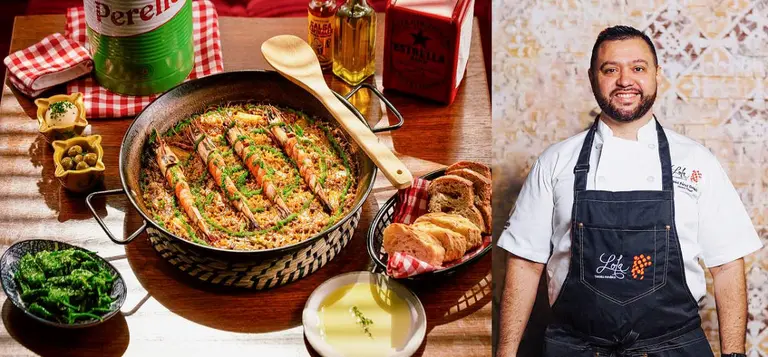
(351, 306, 373, 338)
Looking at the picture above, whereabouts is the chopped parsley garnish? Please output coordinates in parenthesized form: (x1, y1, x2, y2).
(48, 101, 75, 119)
(281, 174, 301, 198)
(292, 124, 304, 137)
(148, 129, 158, 145)
(164, 117, 193, 137)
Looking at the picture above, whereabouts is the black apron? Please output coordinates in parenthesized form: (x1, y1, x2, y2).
(542, 118, 714, 357)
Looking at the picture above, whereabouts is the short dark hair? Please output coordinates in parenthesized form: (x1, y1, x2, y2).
(590, 25, 658, 72)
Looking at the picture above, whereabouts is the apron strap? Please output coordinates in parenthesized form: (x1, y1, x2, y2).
(573, 116, 674, 192)
(573, 116, 599, 192)
(654, 119, 674, 192)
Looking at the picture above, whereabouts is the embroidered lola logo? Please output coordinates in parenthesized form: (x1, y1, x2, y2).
(595, 254, 628, 280)
(671, 165, 701, 197)
(631, 254, 652, 280)
(672, 165, 689, 181)
(672, 165, 701, 184)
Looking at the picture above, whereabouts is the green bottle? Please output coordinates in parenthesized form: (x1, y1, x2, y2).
(85, 0, 195, 96)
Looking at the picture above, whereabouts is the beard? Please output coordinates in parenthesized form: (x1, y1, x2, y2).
(592, 84, 656, 123)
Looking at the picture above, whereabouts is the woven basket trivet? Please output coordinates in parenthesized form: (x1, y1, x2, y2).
(148, 210, 361, 289)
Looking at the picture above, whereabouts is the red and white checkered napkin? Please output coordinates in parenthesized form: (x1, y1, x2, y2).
(3, 33, 93, 97)
(64, 0, 223, 118)
(386, 177, 492, 278)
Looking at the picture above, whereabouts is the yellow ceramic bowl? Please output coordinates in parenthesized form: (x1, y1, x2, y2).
(52, 135, 105, 193)
(34, 93, 88, 143)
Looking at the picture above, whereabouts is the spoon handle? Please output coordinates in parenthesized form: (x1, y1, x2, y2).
(314, 85, 413, 189)
(260, 34, 413, 189)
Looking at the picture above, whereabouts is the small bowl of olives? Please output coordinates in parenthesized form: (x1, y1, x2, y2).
(52, 135, 105, 193)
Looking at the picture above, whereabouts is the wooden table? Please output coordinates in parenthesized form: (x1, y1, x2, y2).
(0, 14, 491, 357)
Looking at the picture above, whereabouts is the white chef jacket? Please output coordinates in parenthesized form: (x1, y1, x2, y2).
(497, 117, 763, 305)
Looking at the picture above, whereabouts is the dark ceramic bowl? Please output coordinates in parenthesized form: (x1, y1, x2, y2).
(0, 239, 126, 328)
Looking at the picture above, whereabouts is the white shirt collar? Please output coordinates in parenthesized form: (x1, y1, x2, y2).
(596, 115, 658, 145)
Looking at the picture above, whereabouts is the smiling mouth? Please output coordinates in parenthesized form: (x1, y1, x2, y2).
(612, 92, 641, 104)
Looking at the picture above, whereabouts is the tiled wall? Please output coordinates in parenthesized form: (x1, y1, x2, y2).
(492, 1, 768, 355)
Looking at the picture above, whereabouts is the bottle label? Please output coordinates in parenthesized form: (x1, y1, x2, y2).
(308, 15, 334, 66)
(389, 17, 451, 91)
(85, 0, 186, 37)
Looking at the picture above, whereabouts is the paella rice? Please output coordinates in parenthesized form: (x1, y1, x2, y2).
(140, 104, 359, 250)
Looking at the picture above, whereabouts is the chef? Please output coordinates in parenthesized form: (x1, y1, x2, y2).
(496, 25, 763, 357)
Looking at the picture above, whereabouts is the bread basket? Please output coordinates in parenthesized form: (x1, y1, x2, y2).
(366, 168, 492, 279)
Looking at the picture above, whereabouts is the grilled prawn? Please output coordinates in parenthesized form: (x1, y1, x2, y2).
(225, 123, 293, 219)
(265, 106, 335, 213)
(187, 123, 261, 229)
(154, 135, 218, 243)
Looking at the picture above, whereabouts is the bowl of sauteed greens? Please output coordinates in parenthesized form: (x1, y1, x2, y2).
(0, 239, 126, 328)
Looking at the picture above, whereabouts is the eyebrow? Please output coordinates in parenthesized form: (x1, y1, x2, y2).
(599, 59, 650, 70)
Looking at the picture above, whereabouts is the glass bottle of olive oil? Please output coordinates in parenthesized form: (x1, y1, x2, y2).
(332, 0, 376, 85)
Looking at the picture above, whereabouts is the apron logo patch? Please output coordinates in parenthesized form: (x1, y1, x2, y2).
(631, 254, 652, 280)
(595, 254, 628, 280)
(672, 165, 701, 196)
(690, 170, 702, 183)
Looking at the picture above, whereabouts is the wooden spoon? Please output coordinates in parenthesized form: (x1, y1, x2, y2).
(261, 35, 413, 190)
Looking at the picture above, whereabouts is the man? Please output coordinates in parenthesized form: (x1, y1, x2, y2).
(496, 25, 762, 357)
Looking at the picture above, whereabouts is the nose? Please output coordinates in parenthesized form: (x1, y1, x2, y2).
(617, 69, 633, 87)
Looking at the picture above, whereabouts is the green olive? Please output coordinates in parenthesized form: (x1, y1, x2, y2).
(75, 161, 89, 170)
(67, 145, 83, 157)
(84, 153, 98, 166)
(73, 154, 84, 163)
(61, 157, 74, 170)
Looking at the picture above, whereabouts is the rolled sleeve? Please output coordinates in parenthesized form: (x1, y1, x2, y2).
(497, 159, 555, 264)
(697, 157, 763, 267)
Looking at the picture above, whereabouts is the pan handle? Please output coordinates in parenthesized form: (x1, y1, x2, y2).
(86, 188, 148, 245)
(334, 82, 404, 133)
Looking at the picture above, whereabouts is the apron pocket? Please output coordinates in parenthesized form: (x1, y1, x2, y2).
(577, 223, 669, 306)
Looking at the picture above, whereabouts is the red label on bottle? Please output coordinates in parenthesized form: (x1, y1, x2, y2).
(308, 15, 333, 67)
(309, 21, 333, 38)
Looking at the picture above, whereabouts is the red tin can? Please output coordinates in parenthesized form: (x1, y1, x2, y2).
(382, 0, 474, 105)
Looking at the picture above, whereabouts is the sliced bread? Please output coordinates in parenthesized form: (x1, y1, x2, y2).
(427, 175, 484, 233)
(412, 221, 468, 261)
(447, 161, 491, 180)
(383, 223, 445, 266)
(414, 212, 482, 249)
(445, 168, 492, 234)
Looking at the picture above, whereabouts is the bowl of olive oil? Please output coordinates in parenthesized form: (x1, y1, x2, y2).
(303, 271, 426, 357)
